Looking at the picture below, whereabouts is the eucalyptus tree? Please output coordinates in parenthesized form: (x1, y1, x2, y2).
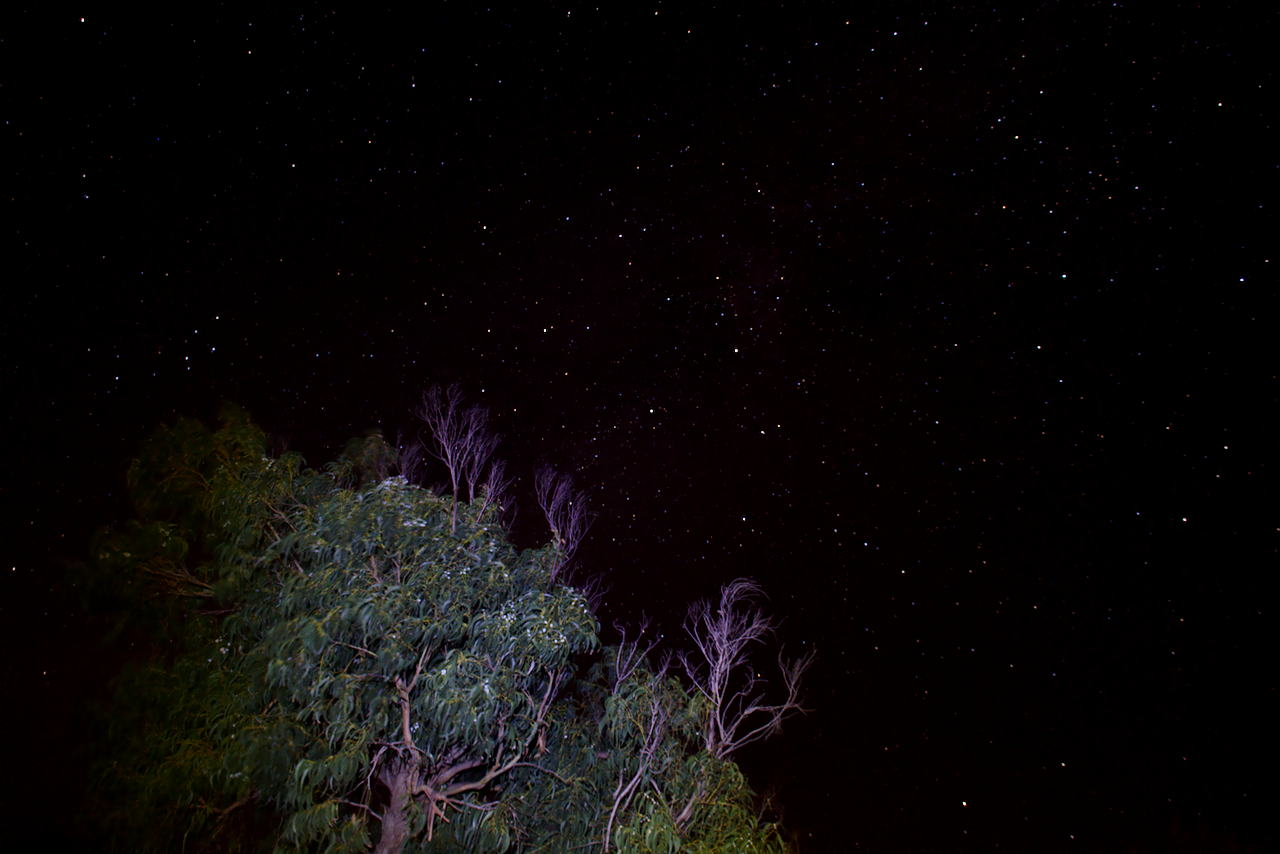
(86, 391, 807, 854)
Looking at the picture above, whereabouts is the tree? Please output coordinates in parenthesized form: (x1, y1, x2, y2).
(86, 392, 808, 854)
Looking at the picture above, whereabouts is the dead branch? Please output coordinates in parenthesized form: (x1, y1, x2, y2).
(579, 573, 611, 613)
(611, 616, 662, 690)
(396, 430, 425, 485)
(417, 384, 502, 532)
(534, 466, 594, 580)
(474, 458, 513, 524)
(680, 578, 815, 760)
(461, 430, 502, 508)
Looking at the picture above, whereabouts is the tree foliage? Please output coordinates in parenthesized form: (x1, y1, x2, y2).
(85, 392, 807, 854)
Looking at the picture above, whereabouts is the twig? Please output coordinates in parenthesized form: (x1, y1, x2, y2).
(334, 640, 377, 659)
(511, 762, 571, 784)
(337, 799, 382, 821)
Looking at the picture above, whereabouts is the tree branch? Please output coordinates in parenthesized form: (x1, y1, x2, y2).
(417, 384, 503, 533)
(534, 466, 594, 580)
(510, 762, 571, 784)
(144, 558, 215, 601)
(333, 640, 378, 659)
(611, 616, 662, 689)
(338, 798, 382, 820)
(474, 458, 513, 523)
(681, 579, 815, 760)
(604, 688, 670, 851)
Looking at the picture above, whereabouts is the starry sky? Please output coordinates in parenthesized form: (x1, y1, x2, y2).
(3, 2, 1271, 851)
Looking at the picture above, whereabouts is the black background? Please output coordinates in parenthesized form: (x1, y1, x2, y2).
(2, 2, 1271, 851)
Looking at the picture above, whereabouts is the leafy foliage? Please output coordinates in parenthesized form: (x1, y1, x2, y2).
(86, 401, 802, 854)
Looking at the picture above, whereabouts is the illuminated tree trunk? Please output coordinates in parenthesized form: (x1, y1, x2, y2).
(374, 762, 413, 854)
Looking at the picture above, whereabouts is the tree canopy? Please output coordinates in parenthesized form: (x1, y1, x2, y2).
(83, 391, 810, 854)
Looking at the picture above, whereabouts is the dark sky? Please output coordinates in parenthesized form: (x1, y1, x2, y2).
(3, 2, 1270, 851)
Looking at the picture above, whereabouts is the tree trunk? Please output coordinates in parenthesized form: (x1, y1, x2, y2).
(374, 763, 413, 854)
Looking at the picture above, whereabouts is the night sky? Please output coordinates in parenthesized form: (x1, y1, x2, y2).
(3, 2, 1271, 851)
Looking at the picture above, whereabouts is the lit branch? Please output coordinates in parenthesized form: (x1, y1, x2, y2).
(474, 458, 513, 524)
(604, 688, 670, 851)
(380, 656, 568, 846)
(611, 616, 662, 690)
(534, 466, 594, 580)
(679, 579, 815, 760)
(416, 384, 502, 532)
(395, 429, 425, 485)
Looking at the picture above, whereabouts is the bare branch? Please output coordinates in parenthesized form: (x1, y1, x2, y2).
(461, 428, 502, 505)
(395, 430, 425, 485)
(474, 458, 513, 524)
(534, 466, 594, 580)
(416, 385, 503, 532)
(417, 384, 463, 488)
(578, 573, 611, 613)
(681, 578, 815, 760)
(611, 616, 661, 690)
